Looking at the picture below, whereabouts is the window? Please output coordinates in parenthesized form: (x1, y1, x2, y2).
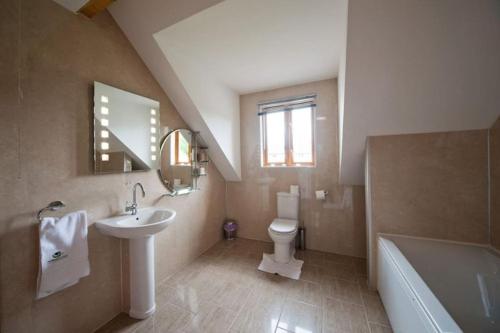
(170, 130, 191, 165)
(259, 95, 316, 167)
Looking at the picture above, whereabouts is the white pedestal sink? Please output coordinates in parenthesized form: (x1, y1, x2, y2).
(96, 207, 176, 319)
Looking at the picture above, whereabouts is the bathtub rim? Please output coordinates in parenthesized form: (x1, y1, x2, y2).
(378, 235, 463, 333)
(378, 232, 497, 254)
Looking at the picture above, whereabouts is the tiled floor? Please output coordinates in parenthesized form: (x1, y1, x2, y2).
(96, 238, 392, 333)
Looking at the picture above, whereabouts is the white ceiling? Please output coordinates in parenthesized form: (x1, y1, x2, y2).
(154, 0, 346, 94)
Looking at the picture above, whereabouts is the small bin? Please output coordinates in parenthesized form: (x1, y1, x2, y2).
(223, 220, 238, 240)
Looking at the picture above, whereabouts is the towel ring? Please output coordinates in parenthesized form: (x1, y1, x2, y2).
(37, 201, 66, 222)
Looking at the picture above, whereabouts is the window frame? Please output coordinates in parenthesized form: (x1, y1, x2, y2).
(260, 99, 316, 168)
(173, 130, 191, 166)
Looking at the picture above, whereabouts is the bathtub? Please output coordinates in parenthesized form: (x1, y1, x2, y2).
(378, 235, 500, 333)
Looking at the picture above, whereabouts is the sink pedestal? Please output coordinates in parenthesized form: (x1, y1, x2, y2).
(95, 207, 176, 319)
(129, 236, 156, 319)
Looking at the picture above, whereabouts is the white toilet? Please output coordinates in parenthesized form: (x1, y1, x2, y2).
(268, 192, 300, 263)
(258, 191, 304, 279)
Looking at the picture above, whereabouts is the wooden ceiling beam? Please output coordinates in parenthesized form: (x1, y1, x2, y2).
(78, 0, 115, 18)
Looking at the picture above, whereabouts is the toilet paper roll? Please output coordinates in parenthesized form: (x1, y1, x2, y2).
(290, 185, 300, 195)
(315, 190, 326, 200)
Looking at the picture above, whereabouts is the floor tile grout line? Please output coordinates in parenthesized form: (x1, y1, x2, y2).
(225, 279, 253, 332)
(274, 293, 286, 333)
(359, 282, 375, 333)
(322, 295, 365, 308)
(368, 320, 393, 328)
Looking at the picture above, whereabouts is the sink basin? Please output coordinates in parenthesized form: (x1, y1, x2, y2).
(95, 207, 176, 239)
(95, 207, 176, 319)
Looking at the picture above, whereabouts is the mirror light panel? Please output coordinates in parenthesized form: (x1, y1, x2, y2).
(150, 110, 159, 163)
(94, 82, 161, 174)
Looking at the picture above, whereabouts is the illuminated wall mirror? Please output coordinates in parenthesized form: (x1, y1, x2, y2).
(93, 82, 160, 174)
(159, 129, 196, 195)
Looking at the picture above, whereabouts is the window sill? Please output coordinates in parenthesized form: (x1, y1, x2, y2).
(261, 164, 316, 169)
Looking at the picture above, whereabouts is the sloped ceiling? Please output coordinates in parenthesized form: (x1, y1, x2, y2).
(109, 0, 347, 181)
(153, 0, 345, 95)
(108, 0, 243, 180)
(339, 0, 500, 185)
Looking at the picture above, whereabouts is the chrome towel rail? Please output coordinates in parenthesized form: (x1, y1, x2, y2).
(37, 201, 66, 222)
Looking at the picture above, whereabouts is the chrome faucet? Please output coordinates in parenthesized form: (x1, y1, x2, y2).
(126, 182, 145, 215)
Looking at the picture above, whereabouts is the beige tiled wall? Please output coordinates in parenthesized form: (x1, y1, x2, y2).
(226, 79, 366, 258)
(0, 1, 225, 332)
(365, 130, 489, 287)
(490, 117, 500, 250)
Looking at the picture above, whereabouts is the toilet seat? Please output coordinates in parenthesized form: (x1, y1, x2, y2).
(269, 218, 298, 234)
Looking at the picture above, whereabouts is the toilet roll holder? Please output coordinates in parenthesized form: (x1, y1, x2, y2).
(315, 190, 328, 200)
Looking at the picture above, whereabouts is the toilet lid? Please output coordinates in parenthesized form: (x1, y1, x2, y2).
(270, 218, 298, 233)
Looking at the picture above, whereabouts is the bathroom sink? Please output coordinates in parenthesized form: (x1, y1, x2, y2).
(95, 207, 176, 319)
(95, 207, 176, 239)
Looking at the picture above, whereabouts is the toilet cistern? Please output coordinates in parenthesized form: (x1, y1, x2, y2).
(126, 182, 145, 215)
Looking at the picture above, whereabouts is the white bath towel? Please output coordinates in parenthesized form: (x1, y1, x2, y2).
(37, 210, 90, 299)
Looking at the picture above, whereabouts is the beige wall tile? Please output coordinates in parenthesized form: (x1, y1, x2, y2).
(0, 1, 225, 332)
(366, 129, 489, 287)
(227, 79, 366, 257)
(490, 117, 500, 250)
